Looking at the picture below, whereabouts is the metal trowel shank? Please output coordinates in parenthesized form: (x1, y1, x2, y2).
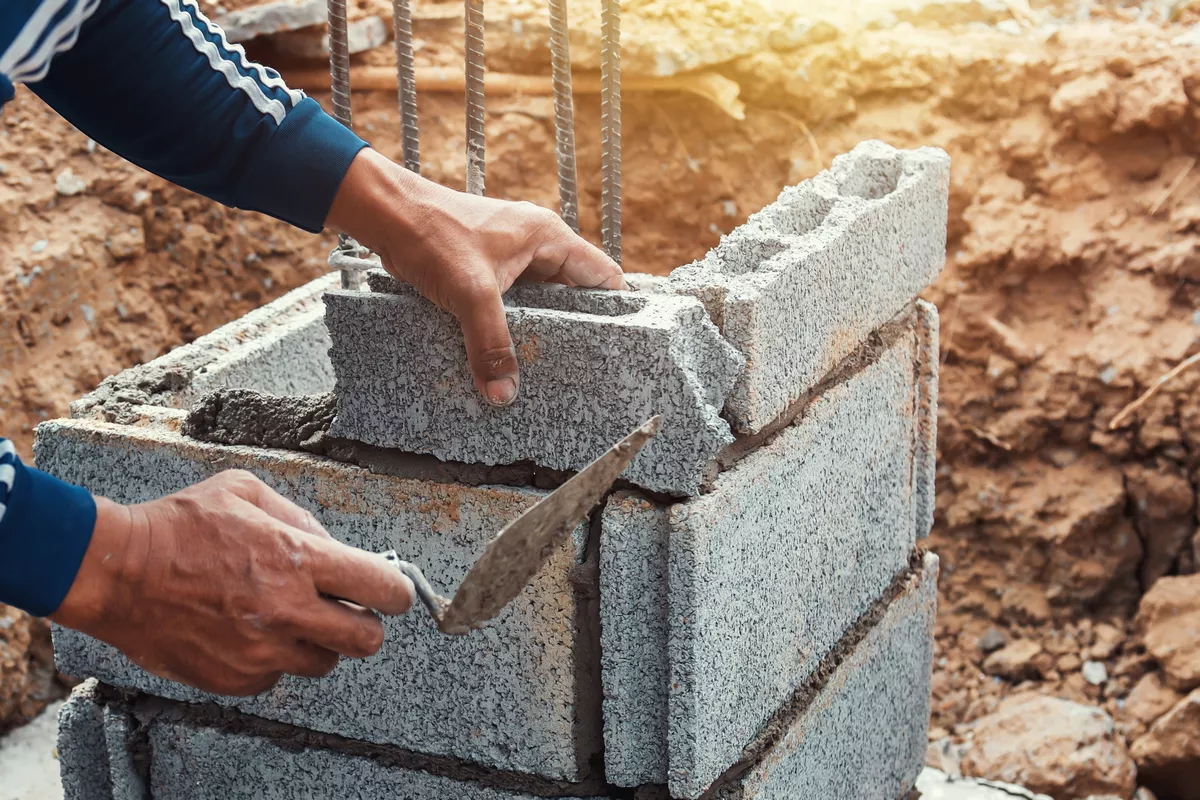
(388, 415, 661, 635)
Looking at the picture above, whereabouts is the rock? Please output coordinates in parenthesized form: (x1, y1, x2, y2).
(1090, 623, 1124, 661)
(1132, 689, 1200, 800)
(273, 16, 389, 59)
(0, 605, 59, 731)
(916, 767, 1053, 799)
(1136, 573, 1200, 690)
(1002, 586, 1052, 624)
(960, 694, 1138, 799)
(1125, 673, 1183, 725)
(1134, 787, 1158, 800)
(1058, 654, 1083, 673)
(1049, 74, 1118, 144)
(214, 0, 326, 42)
(1083, 661, 1109, 686)
(979, 628, 1008, 654)
(54, 169, 86, 196)
(983, 640, 1043, 681)
(1124, 463, 1194, 588)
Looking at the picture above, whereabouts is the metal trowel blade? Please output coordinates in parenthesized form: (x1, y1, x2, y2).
(436, 415, 661, 635)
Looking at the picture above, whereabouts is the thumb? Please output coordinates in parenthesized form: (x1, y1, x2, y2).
(455, 283, 520, 406)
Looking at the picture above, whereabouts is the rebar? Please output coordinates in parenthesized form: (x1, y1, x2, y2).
(393, 0, 421, 174)
(600, 0, 621, 264)
(547, 0, 578, 231)
(464, 0, 486, 196)
(327, 0, 361, 289)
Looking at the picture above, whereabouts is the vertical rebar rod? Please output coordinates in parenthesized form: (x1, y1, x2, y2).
(393, 0, 421, 174)
(464, 0, 486, 196)
(328, 0, 361, 289)
(600, 0, 621, 264)
(547, 0, 578, 231)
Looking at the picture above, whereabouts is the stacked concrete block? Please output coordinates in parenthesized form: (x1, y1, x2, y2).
(41, 421, 594, 781)
(325, 274, 744, 496)
(45, 141, 948, 800)
(668, 140, 950, 434)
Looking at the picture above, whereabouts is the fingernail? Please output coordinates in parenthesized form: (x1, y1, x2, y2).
(485, 377, 518, 406)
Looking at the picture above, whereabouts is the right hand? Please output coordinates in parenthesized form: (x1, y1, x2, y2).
(50, 470, 414, 697)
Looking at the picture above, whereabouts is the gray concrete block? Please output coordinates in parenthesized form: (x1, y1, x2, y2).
(668, 140, 950, 435)
(38, 422, 594, 781)
(717, 553, 937, 800)
(599, 323, 925, 796)
(144, 717, 605, 800)
(58, 681, 112, 800)
(214, 0, 327, 42)
(71, 274, 335, 422)
(599, 493, 671, 785)
(103, 707, 147, 800)
(325, 278, 743, 496)
(914, 300, 939, 540)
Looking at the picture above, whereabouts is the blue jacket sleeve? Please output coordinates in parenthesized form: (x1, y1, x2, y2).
(26, 0, 368, 232)
(0, 439, 96, 617)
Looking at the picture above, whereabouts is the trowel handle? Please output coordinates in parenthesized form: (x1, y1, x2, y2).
(321, 549, 448, 622)
(381, 550, 450, 621)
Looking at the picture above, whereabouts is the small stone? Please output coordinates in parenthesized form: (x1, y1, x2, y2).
(979, 628, 1008, 653)
(983, 640, 1043, 681)
(55, 169, 86, 196)
(1132, 688, 1200, 800)
(1134, 787, 1159, 800)
(1058, 654, 1083, 673)
(1089, 623, 1124, 661)
(1001, 586, 1052, 624)
(30, 239, 47, 254)
(1125, 672, 1183, 725)
(1136, 573, 1200, 691)
(1083, 661, 1109, 686)
(961, 694, 1137, 799)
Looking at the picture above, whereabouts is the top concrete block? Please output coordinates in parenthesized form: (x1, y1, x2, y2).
(325, 275, 743, 496)
(214, 0, 327, 43)
(668, 140, 950, 434)
(72, 274, 336, 421)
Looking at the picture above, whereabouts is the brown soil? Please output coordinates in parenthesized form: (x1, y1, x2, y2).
(2, 0, 1199, 779)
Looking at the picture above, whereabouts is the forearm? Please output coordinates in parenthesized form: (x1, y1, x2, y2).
(26, 0, 366, 232)
(0, 438, 97, 616)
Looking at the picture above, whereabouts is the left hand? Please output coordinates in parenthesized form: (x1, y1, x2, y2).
(325, 148, 627, 407)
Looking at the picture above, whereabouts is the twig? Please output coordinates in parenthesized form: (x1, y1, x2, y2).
(1150, 156, 1197, 216)
(967, 425, 1013, 452)
(1108, 351, 1200, 430)
(766, 108, 823, 170)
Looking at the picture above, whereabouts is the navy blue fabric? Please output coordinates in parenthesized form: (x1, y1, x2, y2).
(0, 0, 368, 616)
(0, 441, 97, 616)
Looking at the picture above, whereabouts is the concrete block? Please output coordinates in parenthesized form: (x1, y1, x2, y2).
(143, 717, 603, 800)
(214, 0, 327, 42)
(274, 15, 389, 59)
(58, 681, 112, 800)
(325, 276, 743, 496)
(914, 299, 939, 540)
(714, 553, 937, 800)
(599, 320, 925, 796)
(668, 140, 950, 434)
(72, 274, 335, 422)
(38, 422, 595, 781)
(103, 707, 147, 800)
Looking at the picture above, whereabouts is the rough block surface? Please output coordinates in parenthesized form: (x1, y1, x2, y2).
(718, 553, 937, 800)
(38, 422, 594, 781)
(668, 140, 950, 434)
(914, 299, 939, 540)
(57, 682, 112, 800)
(600, 322, 925, 796)
(71, 274, 335, 421)
(326, 276, 743, 496)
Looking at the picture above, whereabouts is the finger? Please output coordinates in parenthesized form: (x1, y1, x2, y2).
(527, 225, 627, 290)
(289, 601, 387, 659)
(307, 539, 415, 616)
(454, 281, 520, 406)
(284, 641, 341, 679)
(222, 471, 330, 538)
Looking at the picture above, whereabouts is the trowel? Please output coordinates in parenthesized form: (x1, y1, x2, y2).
(376, 416, 660, 635)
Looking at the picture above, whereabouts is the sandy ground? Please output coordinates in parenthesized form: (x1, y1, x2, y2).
(0, 702, 62, 800)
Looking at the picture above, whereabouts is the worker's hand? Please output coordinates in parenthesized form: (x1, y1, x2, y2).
(326, 148, 627, 406)
(50, 470, 414, 697)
